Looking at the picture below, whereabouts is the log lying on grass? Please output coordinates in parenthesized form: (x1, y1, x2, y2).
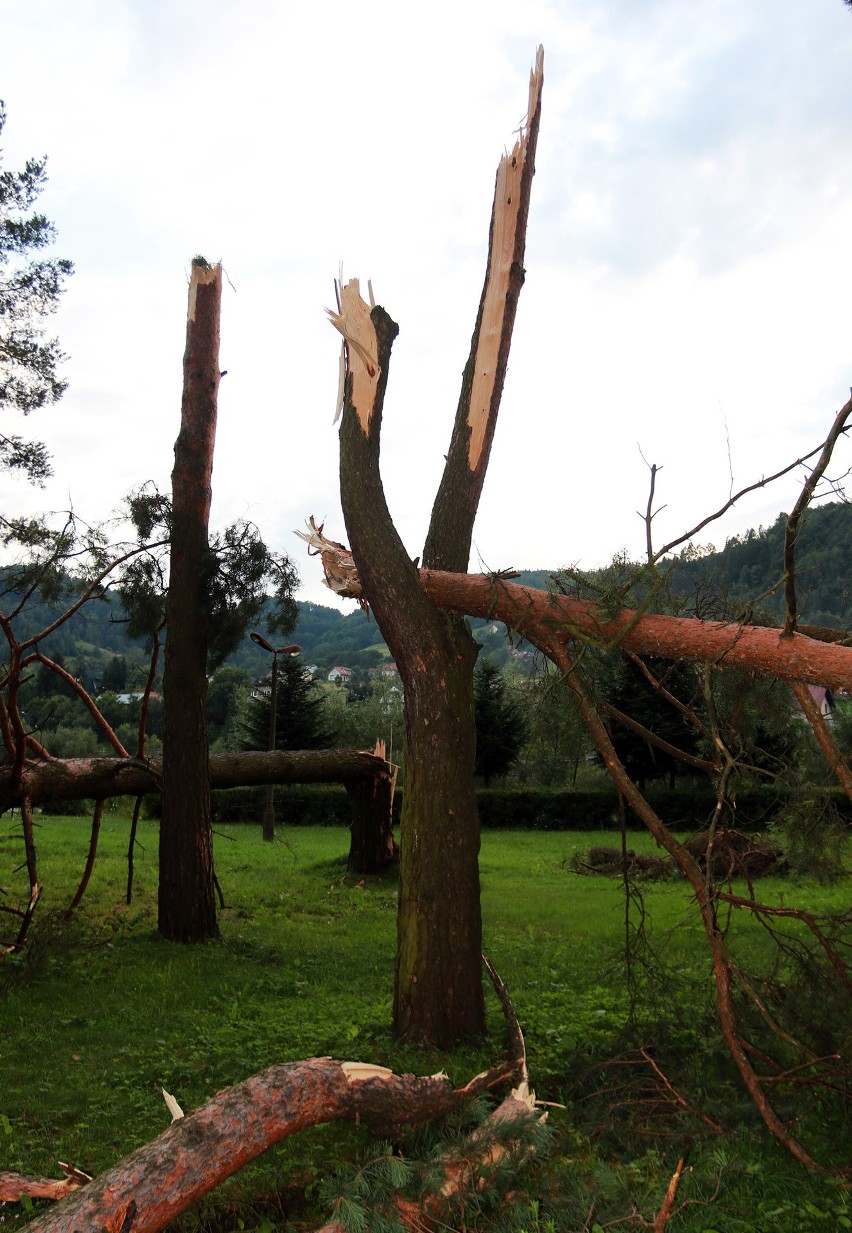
(12, 958, 536, 1233)
(0, 1164, 91, 1202)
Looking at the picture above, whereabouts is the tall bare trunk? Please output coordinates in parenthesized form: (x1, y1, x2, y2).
(158, 259, 222, 942)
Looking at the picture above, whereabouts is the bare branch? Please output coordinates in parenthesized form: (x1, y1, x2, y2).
(783, 398, 852, 633)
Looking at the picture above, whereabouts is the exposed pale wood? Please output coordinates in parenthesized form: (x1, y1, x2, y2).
(468, 46, 543, 470)
(0, 1163, 91, 1202)
(327, 279, 380, 433)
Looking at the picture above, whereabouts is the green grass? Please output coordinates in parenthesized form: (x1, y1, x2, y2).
(1, 814, 849, 1231)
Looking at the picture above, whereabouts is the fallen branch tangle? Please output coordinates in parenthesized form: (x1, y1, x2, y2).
(10, 957, 540, 1233)
(303, 523, 852, 1175)
(12, 1057, 527, 1233)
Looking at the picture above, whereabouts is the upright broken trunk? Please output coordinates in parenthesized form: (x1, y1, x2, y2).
(158, 258, 222, 942)
(334, 49, 543, 1045)
(345, 740, 398, 873)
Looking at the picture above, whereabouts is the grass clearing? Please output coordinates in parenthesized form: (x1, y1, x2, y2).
(1, 813, 849, 1231)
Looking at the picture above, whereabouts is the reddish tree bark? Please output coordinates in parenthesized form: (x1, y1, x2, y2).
(16, 1056, 521, 1233)
(158, 258, 222, 942)
(418, 569, 852, 690)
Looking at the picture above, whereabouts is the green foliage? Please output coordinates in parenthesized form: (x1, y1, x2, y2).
(325, 677, 404, 763)
(121, 487, 300, 670)
(474, 660, 529, 786)
(210, 784, 362, 826)
(206, 665, 252, 750)
(669, 501, 852, 628)
(0, 101, 73, 481)
(100, 653, 128, 693)
(599, 653, 703, 790)
(512, 665, 592, 788)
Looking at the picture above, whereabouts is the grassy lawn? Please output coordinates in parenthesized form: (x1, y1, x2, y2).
(1, 813, 849, 1231)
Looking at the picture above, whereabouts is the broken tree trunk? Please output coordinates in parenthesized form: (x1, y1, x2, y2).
(301, 536, 852, 693)
(419, 569, 852, 691)
(158, 258, 222, 943)
(345, 740, 398, 873)
(16, 1051, 523, 1233)
(333, 48, 543, 1046)
(0, 747, 393, 812)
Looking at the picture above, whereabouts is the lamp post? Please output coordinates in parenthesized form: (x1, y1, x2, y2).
(250, 632, 301, 842)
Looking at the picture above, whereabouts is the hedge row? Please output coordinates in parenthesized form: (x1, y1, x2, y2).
(206, 784, 852, 833)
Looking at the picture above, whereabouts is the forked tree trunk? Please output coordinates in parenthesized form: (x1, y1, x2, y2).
(333, 49, 543, 1045)
(158, 259, 222, 942)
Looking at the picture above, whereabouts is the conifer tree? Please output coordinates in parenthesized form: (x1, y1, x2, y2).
(239, 656, 332, 752)
(474, 660, 529, 786)
(0, 102, 73, 483)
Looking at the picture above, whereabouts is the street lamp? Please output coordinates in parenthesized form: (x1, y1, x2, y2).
(250, 632, 301, 842)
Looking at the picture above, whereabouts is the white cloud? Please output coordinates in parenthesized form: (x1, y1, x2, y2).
(1, 0, 850, 608)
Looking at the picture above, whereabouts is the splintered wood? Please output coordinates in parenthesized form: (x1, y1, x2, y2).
(467, 46, 544, 471)
(327, 278, 380, 433)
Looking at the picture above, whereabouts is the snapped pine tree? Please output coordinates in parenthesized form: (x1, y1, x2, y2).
(330, 47, 544, 1047)
(158, 258, 222, 943)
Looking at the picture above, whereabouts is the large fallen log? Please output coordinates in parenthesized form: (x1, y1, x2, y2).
(0, 748, 390, 813)
(12, 1055, 519, 1233)
(296, 523, 852, 690)
(422, 570, 852, 690)
(13, 956, 532, 1233)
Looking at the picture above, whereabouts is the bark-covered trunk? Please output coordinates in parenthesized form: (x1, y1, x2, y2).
(14, 1053, 523, 1233)
(0, 748, 393, 813)
(345, 742, 397, 873)
(158, 259, 222, 942)
(333, 52, 543, 1043)
(335, 299, 486, 1041)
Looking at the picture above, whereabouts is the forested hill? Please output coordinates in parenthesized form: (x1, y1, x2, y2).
(2, 502, 849, 681)
(666, 503, 852, 629)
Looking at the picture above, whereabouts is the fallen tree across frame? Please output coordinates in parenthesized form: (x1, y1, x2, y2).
(0, 747, 391, 814)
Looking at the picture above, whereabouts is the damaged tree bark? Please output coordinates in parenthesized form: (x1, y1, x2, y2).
(14, 1057, 522, 1233)
(332, 48, 544, 1046)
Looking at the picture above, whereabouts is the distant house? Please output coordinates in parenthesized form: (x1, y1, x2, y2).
(328, 666, 353, 683)
(805, 685, 835, 718)
(380, 661, 399, 677)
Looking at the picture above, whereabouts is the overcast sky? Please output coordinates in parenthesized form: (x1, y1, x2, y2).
(2, 0, 851, 609)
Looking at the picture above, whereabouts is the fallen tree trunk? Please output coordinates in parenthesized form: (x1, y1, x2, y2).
(418, 570, 852, 690)
(16, 1052, 522, 1233)
(0, 748, 392, 813)
(300, 529, 852, 691)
